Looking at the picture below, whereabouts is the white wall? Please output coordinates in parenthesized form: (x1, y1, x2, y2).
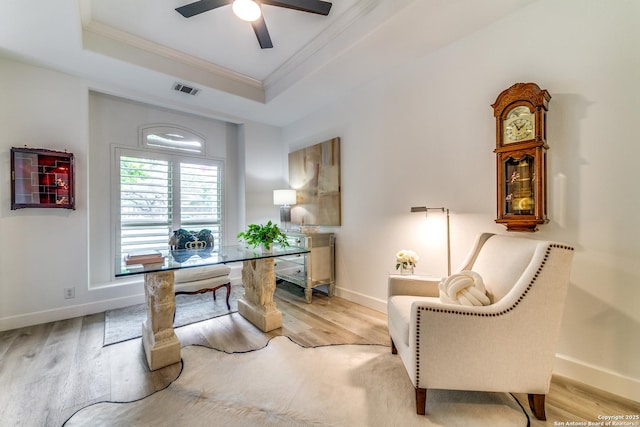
(283, 0, 640, 401)
(0, 58, 283, 330)
(242, 121, 288, 226)
(0, 59, 91, 325)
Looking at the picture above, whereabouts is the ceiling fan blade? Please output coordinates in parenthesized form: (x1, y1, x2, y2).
(251, 15, 273, 49)
(260, 0, 332, 16)
(175, 0, 232, 18)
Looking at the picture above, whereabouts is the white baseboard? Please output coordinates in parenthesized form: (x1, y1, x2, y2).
(334, 286, 387, 314)
(554, 353, 640, 403)
(0, 294, 146, 332)
(1, 267, 244, 332)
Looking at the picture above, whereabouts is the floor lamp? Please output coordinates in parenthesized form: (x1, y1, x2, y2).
(410, 205, 451, 276)
(273, 189, 296, 230)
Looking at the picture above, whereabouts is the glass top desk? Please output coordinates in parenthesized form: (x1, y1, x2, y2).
(116, 245, 309, 371)
(115, 245, 309, 277)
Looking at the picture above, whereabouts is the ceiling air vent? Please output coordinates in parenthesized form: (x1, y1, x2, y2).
(173, 82, 199, 95)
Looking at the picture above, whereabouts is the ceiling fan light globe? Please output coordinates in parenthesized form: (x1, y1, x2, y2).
(232, 0, 262, 22)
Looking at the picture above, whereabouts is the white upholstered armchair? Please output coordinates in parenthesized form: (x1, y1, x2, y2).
(387, 233, 574, 420)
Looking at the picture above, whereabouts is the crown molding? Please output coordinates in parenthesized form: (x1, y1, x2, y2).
(79, 0, 390, 105)
(263, 0, 380, 100)
(82, 20, 265, 102)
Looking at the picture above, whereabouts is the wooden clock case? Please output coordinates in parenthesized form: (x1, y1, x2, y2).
(492, 83, 550, 232)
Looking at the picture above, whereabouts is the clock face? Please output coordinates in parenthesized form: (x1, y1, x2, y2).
(503, 106, 534, 143)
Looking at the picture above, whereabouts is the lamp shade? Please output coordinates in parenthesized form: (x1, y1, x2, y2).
(410, 204, 452, 276)
(232, 0, 261, 22)
(273, 189, 296, 205)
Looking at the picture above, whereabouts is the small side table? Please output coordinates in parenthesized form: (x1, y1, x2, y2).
(387, 272, 443, 298)
(388, 271, 441, 280)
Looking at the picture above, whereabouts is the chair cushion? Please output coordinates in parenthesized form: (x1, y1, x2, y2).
(174, 264, 231, 284)
(174, 275, 230, 293)
(470, 235, 538, 301)
(438, 270, 491, 306)
(388, 295, 439, 348)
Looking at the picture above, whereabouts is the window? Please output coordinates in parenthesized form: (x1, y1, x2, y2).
(117, 148, 223, 255)
(140, 125, 205, 154)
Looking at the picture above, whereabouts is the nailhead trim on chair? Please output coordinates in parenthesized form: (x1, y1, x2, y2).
(414, 244, 574, 387)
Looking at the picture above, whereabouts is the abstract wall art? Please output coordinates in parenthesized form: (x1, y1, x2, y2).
(288, 137, 341, 226)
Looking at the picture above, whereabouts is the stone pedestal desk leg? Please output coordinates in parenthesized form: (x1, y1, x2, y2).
(141, 270, 181, 370)
(238, 258, 282, 332)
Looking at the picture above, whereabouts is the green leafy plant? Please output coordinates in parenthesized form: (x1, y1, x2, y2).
(237, 221, 289, 249)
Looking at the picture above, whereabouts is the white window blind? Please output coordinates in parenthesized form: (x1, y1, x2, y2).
(118, 152, 222, 255)
(120, 156, 172, 254)
(179, 162, 222, 237)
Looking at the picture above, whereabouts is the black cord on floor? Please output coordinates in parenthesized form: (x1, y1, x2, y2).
(510, 393, 531, 427)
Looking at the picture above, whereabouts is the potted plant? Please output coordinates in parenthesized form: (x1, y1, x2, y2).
(237, 220, 289, 252)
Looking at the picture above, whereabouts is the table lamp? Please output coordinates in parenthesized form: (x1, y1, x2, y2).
(273, 189, 297, 230)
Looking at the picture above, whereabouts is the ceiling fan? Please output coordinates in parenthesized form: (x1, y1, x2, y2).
(175, 0, 333, 49)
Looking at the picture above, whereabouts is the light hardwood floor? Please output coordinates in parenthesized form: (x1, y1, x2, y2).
(1, 284, 638, 426)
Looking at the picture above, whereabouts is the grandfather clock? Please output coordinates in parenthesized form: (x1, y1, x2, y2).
(492, 82, 550, 232)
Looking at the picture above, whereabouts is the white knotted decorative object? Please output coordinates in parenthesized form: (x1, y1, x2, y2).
(438, 270, 491, 306)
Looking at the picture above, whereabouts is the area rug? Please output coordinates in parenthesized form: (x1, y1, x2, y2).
(67, 336, 528, 427)
(103, 285, 244, 346)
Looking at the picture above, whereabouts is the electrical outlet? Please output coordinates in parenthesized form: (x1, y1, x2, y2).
(64, 287, 75, 299)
